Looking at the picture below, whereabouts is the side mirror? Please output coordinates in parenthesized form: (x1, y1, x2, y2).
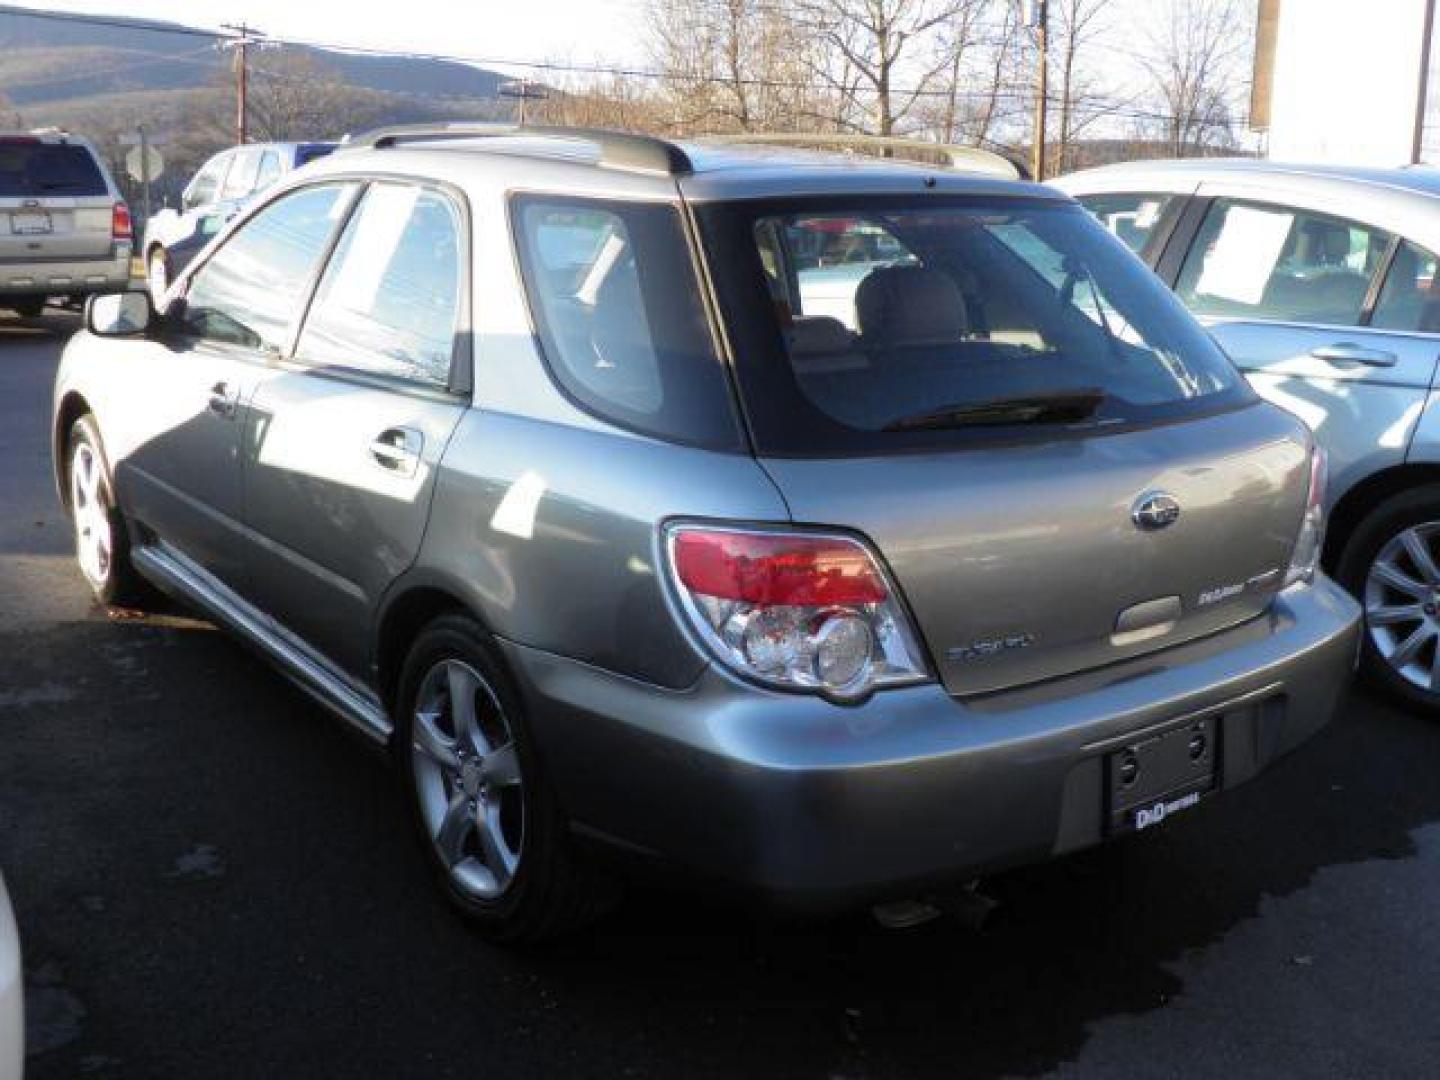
(85, 290, 153, 337)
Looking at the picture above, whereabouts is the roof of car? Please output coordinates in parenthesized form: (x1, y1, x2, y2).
(337, 128, 1056, 201)
(1061, 156, 1440, 200)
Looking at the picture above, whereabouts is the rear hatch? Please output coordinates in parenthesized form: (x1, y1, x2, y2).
(0, 139, 115, 263)
(762, 406, 1308, 694)
(697, 189, 1312, 695)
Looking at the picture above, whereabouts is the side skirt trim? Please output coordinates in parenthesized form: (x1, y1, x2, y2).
(132, 541, 392, 745)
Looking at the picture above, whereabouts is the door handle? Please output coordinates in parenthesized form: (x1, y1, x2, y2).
(369, 428, 423, 476)
(207, 380, 239, 418)
(1310, 342, 1398, 367)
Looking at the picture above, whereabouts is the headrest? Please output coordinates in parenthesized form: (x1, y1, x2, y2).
(855, 265, 968, 346)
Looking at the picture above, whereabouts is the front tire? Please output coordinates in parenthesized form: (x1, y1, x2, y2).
(1337, 485, 1440, 712)
(66, 415, 145, 607)
(394, 615, 615, 941)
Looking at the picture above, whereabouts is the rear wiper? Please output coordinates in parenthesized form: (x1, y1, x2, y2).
(882, 389, 1106, 432)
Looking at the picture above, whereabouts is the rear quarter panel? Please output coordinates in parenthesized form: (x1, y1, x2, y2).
(415, 413, 789, 689)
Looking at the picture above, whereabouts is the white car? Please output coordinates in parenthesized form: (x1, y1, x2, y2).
(0, 872, 20, 1080)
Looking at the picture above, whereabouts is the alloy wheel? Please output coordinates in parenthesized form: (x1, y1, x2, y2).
(70, 440, 112, 588)
(409, 658, 525, 900)
(1364, 522, 1440, 694)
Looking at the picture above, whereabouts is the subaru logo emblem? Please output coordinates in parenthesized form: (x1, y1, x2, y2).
(1132, 491, 1181, 531)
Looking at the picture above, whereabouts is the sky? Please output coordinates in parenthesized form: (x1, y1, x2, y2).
(12, 0, 654, 76)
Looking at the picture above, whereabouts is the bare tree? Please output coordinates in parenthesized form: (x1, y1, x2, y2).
(799, 0, 973, 137)
(1140, 0, 1249, 156)
(1050, 0, 1116, 172)
(243, 52, 358, 143)
(646, 0, 834, 134)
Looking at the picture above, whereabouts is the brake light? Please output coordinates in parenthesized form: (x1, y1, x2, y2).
(665, 525, 928, 700)
(1284, 445, 1327, 587)
(111, 202, 132, 242)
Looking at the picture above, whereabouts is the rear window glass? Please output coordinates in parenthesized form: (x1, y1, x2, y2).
(512, 195, 741, 451)
(700, 197, 1251, 455)
(0, 143, 106, 196)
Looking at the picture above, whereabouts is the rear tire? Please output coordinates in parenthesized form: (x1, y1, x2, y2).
(66, 414, 146, 607)
(1337, 485, 1440, 713)
(394, 614, 617, 941)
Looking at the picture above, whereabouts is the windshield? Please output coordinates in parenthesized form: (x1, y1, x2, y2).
(699, 196, 1251, 455)
(0, 143, 106, 197)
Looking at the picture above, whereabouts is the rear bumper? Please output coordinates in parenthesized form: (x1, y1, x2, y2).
(504, 576, 1360, 909)
(0, 250, 131, 296)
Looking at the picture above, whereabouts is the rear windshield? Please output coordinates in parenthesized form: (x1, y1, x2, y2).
(0, 143, 106, 197)
(699, 196, 1252, 455)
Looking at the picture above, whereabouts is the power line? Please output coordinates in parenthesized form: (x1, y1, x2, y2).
(0, 3, 1243, 135)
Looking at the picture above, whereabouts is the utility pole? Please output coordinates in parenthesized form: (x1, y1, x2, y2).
(1026, 0, 1049, 181)
(500, 79, 548, 126)
(220, 23, 264, 146)
(1414, 0, 1437, 164)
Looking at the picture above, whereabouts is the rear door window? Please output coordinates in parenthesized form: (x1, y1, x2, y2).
(221, 149, 262, 200)
(295, 183, 463, 387)
(0, 142, 106, 197)
(1176, 199, 1391, 326)
(1076, 193, 1175, 256)
(512, 195, 741, 450)
(1372, 239, 1440, 332)
(253, 151, 283, 193)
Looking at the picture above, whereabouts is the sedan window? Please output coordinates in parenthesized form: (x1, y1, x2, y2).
(1372, 240, 1440, 332)
(1176, 198, 1391, 327)
(177, 183, 352, 352)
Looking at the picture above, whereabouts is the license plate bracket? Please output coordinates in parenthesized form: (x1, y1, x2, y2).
(1107, 715, 1219, 834)
(10, 211, 52, 236)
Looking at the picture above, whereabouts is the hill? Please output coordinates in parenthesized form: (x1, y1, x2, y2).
(0, 5, 514, 215)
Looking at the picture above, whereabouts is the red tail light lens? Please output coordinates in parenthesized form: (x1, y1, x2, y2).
(673, 530, 887, 606)
(111, 202, 132, 242)
(665, 525, 927, 700)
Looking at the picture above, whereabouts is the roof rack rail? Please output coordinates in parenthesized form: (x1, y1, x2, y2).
(341, 122, 694, 176)
(696, 133, 1027, 180)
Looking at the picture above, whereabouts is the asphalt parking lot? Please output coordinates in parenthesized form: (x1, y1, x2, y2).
(5, 309, 1440, 1079)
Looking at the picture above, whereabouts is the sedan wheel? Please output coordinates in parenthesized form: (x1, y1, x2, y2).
(70, 438, 113, 589)
(1364, 523, 1440, 694)
(409, 657, 525, 901)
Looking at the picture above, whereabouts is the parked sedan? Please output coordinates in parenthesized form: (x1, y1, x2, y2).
(141, 141, 335, 303)
(1057, 160, 1440, 712)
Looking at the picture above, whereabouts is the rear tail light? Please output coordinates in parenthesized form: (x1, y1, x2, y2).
(664, 524, 928, 701)
(1284, 444, 1327, 588)
(111, 202, 132, 243)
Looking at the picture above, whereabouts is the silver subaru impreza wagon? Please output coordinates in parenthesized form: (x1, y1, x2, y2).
(52, 125, 1361, 940)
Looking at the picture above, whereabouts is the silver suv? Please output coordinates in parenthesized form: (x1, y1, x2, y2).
(53, 126, 1360, 940)
(0, 129, 132, 317)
